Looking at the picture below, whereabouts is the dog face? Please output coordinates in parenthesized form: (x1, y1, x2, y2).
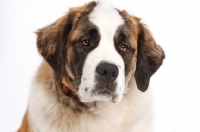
(36, 1, 164, 104)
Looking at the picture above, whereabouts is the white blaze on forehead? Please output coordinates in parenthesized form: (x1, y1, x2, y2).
(89, 0, 124, 37)
(88, 0, 125, 62)
(88, 0, 125, 67)
(78, 1, 126, 103)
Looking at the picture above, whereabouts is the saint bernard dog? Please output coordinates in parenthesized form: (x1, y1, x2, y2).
(18, 0, 164, 132)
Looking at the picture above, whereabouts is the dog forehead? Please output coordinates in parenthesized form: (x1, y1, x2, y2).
(88, 1, 124, 38)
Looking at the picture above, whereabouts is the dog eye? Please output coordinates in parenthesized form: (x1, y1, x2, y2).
(82, 40, 90, 46)
(120, 44, 128, 52)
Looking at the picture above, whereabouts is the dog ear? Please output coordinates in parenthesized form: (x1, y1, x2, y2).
(134, 23, 165, 92)
(36, 15, 73, 82)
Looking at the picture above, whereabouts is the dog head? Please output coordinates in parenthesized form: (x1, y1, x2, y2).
(36, 1, 164, 104)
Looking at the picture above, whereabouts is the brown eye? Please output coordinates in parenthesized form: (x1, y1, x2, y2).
(120, 44, 127, 52)
(82, 40, 90, 46)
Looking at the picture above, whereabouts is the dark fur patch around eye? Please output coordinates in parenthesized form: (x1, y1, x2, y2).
(114, 25, 135, 76)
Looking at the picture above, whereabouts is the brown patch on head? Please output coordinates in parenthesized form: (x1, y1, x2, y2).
(118, 10, 165, 92)
(114, 10, 140, 76)
(36, 1, 97, 82)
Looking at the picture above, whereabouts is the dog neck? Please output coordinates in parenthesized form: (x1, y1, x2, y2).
(61, 84, 88, 108)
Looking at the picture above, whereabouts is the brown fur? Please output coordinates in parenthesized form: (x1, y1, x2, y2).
(18, 111, 30, 132)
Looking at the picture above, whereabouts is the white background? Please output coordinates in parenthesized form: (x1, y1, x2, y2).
(0, 0, 200, 132)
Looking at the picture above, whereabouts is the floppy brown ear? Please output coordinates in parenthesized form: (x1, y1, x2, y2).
(134, 23, 165, 92)
(36, 15, 73, 82)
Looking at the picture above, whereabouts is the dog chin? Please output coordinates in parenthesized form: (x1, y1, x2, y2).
(79, 92, 122, 104)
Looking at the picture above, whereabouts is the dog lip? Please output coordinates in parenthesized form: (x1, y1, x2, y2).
(93, 89, 112, 96)
(93, 89, 119, 102)
(112, 95, 119, 103)
(97, 90, 112, 95)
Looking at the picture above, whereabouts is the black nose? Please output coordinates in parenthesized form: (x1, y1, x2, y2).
(96, 62, 119, 83)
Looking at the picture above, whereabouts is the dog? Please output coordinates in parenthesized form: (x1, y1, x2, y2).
(18, 0, 164, 132)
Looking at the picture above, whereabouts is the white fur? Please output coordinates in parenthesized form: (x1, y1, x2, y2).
(28, 75, 152, 132)
(78, 0, 125, 104)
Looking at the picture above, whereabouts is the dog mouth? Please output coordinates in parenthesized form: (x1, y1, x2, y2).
(95, 90, 119, 103)
(79, 89, 119, 103)
(94, 89, 112, 96)
(78, 76, 121, 103)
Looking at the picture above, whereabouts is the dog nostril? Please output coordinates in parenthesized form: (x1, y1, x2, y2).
(102, 70, 108, 75)
(112, 72, 116, 77)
